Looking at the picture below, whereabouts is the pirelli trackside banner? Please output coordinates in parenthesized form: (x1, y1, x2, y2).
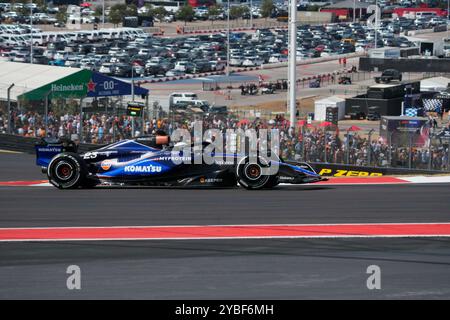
(310, 163, 444, 177)
(313, 164, 384, 177)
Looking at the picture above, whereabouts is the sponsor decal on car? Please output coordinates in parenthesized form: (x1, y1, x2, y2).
(156, 156, 192, 162)
(37, 147, 62, 152)
(279, 176, 295, 181)
(199, 177, 223, 183)
(101, 160, 113, 171)
(124, 165, 162, 173)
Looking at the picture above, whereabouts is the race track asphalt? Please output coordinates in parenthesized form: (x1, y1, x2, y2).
(0, 152, 449, 299)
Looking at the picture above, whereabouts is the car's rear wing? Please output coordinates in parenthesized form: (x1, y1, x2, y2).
(35, 138, 78, 167)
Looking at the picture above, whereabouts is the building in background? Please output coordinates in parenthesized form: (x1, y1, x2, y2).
(320, 0, 370, 21)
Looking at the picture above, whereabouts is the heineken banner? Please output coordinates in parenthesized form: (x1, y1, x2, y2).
(19, 70, 149, 101)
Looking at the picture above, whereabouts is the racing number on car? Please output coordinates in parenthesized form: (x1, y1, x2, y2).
(83, 152, 98, 160)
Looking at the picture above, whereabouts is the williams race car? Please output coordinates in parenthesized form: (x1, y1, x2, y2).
(35, 134, 326, 190)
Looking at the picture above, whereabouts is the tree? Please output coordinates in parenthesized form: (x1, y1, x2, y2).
(176, 5, 194, 26)
(143, 4, 154, 15)
(17, 6, 29, 17)
(240, 6, 250, 20)
(94, 6, 102, 17)
(152, 6, 169, 22)
(229, 6, 244, 20)
(109, 5, 124, 26)
(108, 3, 137, 26)
(125, 4, 138, 17)
(35, 0, 47, 13)
(208, 4, 222, 25)
(56, 7, 67, 24)
(306, 5, 321, 12)
(261, 0, 274, 20)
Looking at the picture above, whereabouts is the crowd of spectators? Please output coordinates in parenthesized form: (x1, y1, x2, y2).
(1, 109, 448, 171)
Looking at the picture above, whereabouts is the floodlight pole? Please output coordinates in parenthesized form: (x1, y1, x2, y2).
(447, 0, 449, 40)
(288, 0, 297, 131)
(79, 97, 85, 142)
(131, 67, 135, 138)
(368, 129, 374, 166)
(7, 83, 15, 134)
(44, 90, 52, 137)
(131, 67, 135, 102)
(346, 130, 350, 164)
(374, 0, 379, 49)
(30, 0, 33, 64)
(250, 0, 253, 28)
(143, 94, 148, 136)
(226, 0, 230, 77)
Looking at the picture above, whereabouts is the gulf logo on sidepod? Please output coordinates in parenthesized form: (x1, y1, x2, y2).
(101, 160, 113, 171)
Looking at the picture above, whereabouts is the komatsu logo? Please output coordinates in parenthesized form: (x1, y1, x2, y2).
(38, 147, 61, 152)
(124, 165, 162, 173)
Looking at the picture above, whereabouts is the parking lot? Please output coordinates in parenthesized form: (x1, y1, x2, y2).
(2, 3, 442, 82)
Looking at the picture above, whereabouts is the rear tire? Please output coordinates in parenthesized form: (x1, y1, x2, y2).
(47, 153, 88, 189)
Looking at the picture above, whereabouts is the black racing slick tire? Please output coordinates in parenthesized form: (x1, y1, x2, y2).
(236, 156, 272, 190)
(47, 153, 88, 189)
(263, 176, 280, 189)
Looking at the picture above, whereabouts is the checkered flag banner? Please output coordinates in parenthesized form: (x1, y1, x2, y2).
(405, 108, 418, 117)
(422, 99, 442, 112)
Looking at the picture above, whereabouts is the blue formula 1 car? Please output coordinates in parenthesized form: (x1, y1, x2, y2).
(35, 134, 325, 190)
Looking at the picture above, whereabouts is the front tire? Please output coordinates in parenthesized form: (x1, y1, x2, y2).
(263, 176, 279, 189)
(236, 157, 272, 190)
(47, 153, 88, 189)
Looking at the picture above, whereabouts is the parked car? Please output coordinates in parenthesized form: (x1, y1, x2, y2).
(375, 69, 402, 83)
(169, 92, 199, 107)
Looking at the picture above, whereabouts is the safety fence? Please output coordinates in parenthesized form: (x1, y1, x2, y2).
(294, 127, 450, 172)
(2, 129, 448, 175)
(179, 21, 288, 35)
(144, 27, 165, 36)
(135, 70, 227, 85)
(261, 52, 367, 70)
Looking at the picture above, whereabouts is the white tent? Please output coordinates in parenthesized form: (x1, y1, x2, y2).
(420, 76, 450, 92)
(314, 96, 346, 121)
(0, 61, 81, 102)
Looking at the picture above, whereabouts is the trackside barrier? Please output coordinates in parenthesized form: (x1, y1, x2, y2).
(1, 134, 446, 175)
(144, 27, 164, 36)
(201, 68, 356, 91)
(260, 52, 367, 70)
(311, 162, 447, 176)
(404, 28, 434, 36)
(135, 70, 227, 85)
(180, 21, 288, 35)
(135, 52, 365, 86)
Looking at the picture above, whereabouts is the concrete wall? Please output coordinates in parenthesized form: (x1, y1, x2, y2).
(360, 57, 450, 73)
(298, 11, 334, 24)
